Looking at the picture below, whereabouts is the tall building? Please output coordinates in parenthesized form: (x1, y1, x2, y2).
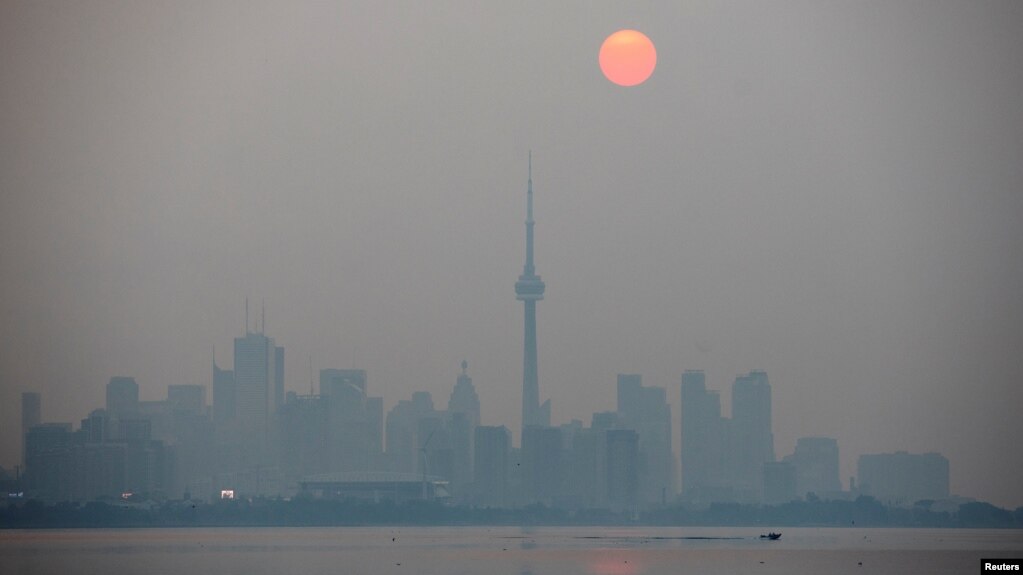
(233, 326, 284, 462)
(565, 426, 608, 508)
(81, 409, 112, 443)
(783, 437, 841, 498)
(606, 429, 639, 509)
(521, 426, 562, 504)
(515, 154, 550, 433)
(24, 423, 74, 500)
(386, 391, 436, 473)
(320, 368, 383, 472)
(447, 361, 480, 498)
(164, 384, 215, 499)
(763, 461, 798, 505)
(74, 405, 168, 501)
(592, 411, 620, 432)
(106, 377, 140, 416)
(680, 370, 725, 499)
(616, 374, 675, 504)
(365, 396, 384, 457)
(417, 414, 452, 483)
(729, 370, 775, 501)
(167, 384, 206, 416)
(212, 359, 235, 427)
(681, 370, 776, 504)
(320, 369, 366, 395)
(279, 392, 330, 481)
(21, 392, 41, 464)
(448, 360, 480, 427)
(473, 426, 510, 507)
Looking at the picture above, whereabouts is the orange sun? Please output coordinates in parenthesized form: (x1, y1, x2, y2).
(599, 30, 657, 87)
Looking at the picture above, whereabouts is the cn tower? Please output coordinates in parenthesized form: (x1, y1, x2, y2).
(515, 153, 550, 432)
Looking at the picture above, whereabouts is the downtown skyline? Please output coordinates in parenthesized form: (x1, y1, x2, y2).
(2, 2, 1021, 510)
(12, 326, 955, 511)
(1, 162, 985, 510)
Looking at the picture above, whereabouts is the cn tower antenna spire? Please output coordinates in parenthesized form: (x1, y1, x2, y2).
(528, 150, 533, 222)
(524, 151, 535, 276)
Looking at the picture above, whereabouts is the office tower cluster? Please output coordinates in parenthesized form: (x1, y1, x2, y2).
(22, 377, 206, 501)
(512, 375, 676, 510)
(16, 324, 486, 502)
(679, 369, 775, 504)
(683, 370, 846, 506)
(17, 355, 952, 509)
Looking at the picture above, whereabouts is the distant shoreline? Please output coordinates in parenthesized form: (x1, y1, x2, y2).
(2, 496, 1020, 529)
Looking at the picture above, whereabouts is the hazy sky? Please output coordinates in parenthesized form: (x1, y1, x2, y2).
(2, 1, 1021, 508)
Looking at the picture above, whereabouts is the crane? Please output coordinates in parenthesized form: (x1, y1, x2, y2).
(419, 429, 436, 500)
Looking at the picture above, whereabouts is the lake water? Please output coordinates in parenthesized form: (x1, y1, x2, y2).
(1, 526, 1021, 574)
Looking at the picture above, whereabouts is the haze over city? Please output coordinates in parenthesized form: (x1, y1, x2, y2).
(1, 2, 1022, 509)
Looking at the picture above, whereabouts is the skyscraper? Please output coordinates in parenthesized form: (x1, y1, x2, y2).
(521, 425, 562, 504)
(24, 422, 73, 500)
(106, 377, 139, 417)
(320, 368, 382, 472)
(515, 154, 550, 433)
(212, 358, 235, 428)
(386, 391, 435, 473)
(729, 370, 775, 501)
(680, 370, 724, 497)
(616, 374, 675, 504)
(319, 369, 366, 396)
(784, 437, 841, 498)
(233, 327, 284, 461)
(473, 425, 510, 507)
(167, 384, 206, 416)
(447, 361, 480, 498)
(21, 392, 41, 464)
(606, 429, 639, 509)
(448, 360, 480, 427)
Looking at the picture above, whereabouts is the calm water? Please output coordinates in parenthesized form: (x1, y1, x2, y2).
(1, 526, 1021, 575)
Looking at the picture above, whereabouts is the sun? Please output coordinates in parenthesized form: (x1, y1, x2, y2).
(599, 30, 657, 87)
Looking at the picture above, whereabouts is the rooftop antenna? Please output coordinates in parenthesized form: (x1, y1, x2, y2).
(261, 299, 266, 334)
(309, 355, 314, 396)
(245, 298, 249, 334)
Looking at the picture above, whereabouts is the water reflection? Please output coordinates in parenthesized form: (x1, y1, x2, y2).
(588, 552, 642, 575)
(1, 527, 1015, 575)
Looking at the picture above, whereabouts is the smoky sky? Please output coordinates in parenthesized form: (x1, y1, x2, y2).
(2, 1, 1021, 507)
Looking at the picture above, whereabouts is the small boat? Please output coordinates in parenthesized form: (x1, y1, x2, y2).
(759, 532, 782, 540)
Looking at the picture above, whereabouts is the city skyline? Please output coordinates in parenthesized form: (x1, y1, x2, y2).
(2, 2, 1021, 509)
(15, 342, 958, 510)
(2, 161, 1019, 507)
